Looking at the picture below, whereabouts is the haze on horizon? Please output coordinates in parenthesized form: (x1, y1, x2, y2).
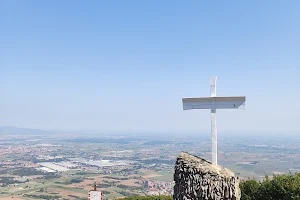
(1, 1, 299, 134)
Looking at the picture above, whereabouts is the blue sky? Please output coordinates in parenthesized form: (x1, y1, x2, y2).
(1, 1, 299, 133)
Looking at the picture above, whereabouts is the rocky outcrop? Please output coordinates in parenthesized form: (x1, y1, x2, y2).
(173, 152, 240, 200)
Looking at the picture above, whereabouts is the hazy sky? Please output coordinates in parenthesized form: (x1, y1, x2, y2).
(1, 1, 300, 133)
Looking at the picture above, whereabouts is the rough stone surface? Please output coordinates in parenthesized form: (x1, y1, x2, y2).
(173, 152, 241, 200)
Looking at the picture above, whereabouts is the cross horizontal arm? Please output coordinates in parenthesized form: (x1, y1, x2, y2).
(182, 96, 246, 110)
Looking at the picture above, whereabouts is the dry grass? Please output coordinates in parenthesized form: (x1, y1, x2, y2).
(47, 188, 87, 198)
(143, 174, 162, 179)
(119, 179, 140, 186)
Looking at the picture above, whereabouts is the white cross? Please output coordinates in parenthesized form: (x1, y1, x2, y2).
(182, 76, 246, 166)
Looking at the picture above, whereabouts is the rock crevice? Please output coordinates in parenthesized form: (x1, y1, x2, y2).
(173, 152, 240, 200)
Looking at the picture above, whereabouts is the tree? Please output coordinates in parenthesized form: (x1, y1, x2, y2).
(240, 179, 260, 200)
(240, 173, 300, 200)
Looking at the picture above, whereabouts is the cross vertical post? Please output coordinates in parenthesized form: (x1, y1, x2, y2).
(210, 77, 217, 165)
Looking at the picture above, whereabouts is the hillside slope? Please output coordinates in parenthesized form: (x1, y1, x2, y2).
(0, 126, 48, 135)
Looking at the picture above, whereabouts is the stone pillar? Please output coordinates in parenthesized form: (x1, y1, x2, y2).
(173, 152, 240, 200)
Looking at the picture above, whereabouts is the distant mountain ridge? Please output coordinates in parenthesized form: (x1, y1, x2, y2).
(0, 126, 48, 135)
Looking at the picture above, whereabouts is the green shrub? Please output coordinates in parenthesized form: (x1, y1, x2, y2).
(240, 173, 300, 200)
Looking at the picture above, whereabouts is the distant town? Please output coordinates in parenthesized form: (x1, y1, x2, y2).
(0, 127, 300, 199)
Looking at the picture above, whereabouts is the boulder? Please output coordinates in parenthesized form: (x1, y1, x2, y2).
(173, 152, 240, 200)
